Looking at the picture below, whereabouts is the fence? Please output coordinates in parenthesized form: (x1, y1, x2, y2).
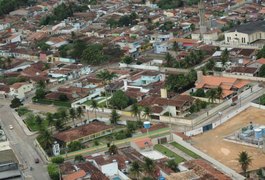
(222, 73, 265, 82)
(34, 139, 50, 163)
(172, 134, 245, 180)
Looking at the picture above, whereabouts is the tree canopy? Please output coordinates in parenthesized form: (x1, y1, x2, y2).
(109, 90, 130, 110)
(158, 0, 183, 9)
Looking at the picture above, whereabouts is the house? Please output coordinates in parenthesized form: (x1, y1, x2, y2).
(154, 41, 173, 54)
(167, 159, 232, 180)
(192, 29, 221, 44)
(54, 122, 114, 145)
(130, 137, 153, 152)
(139, 89, 195, 117)
(226, 66, 259, 77)
(0, 85, 10, 98)
(195, 71, 250, 99)
(45, 37, 68, 48)
(86, 154, 130, 179)
(9, 82, 34, 100)
(60, 161, 109, 180)
(224, 21, 265, 45)
(5, 34, 21, 44)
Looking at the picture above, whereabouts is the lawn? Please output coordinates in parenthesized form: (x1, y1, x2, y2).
(24, 118, 49, 132)
(170, 142, 200, 159)
(33, 98, 71, 107)
(154, 144, 185, 163)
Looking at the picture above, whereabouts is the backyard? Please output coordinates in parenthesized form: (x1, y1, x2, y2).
(154, 144, 185, 163)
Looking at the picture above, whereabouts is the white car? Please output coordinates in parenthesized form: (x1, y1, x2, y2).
(9, 125, 13, 130)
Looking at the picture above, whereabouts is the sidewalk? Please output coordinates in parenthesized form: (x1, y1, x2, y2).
(11, 110, 36, 136)
(163, 144, 194, 161)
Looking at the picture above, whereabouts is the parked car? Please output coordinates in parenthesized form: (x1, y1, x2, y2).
(9, 125, 13, 130)
(34, 158, 39, 163)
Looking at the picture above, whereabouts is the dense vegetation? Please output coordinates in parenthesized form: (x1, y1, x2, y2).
(106, 12, 138, 28)
(40, 3, 88, 25)
(157, 0, 183, 9)
(0, 0, 36, 16)
(165, 70, 197, 93)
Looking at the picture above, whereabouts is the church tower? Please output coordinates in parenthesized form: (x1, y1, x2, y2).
(198, 0, 207, 38)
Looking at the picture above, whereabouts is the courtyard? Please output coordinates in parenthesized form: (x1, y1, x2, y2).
(192, 107, 265, 172)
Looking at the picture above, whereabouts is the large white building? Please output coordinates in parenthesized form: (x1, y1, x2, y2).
(225, 21, 265, 45)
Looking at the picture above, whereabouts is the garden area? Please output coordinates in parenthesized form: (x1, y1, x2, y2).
(154, 144, 185, 163)
(170, 142, 200, 159)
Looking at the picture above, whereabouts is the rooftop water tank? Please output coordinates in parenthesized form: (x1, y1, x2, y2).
(259, 126, 265, 136)
(254, 128, 262, 139)
(144, 121, 151, 129)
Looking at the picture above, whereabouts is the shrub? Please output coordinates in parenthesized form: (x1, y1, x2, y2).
(47, 163, 59, 180)
(51, 156, 64, 164)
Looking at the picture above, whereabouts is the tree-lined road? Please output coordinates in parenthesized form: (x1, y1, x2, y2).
(0, 104, 49, 180)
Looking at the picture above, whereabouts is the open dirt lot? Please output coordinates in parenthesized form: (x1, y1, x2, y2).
(192, 107, 265, 172)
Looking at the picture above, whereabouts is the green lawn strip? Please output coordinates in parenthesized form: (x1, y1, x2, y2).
(33, 98, 71, 107)
(24, 119, 49, 132)
(170, 142, 200, 159)
(154, 144, 185, 164)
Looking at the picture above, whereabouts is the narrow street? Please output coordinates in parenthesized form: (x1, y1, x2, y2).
(0, 105, 49, 180)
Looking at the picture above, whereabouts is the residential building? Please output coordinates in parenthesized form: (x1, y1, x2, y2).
(130, 137, 153, 152)
(195, 71, 250, 99)
(9, 82, 34, 100)
(54, 122, 114, 145)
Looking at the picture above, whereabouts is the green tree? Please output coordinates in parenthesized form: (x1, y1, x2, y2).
(166, 159, 178, 172)
(143, 157, 155, 176)
(110, 109, 120, 125)
(257, 45, 265, 59)
(129, 161, 142, 179)
(68, 141, 83, 152)
(108, 144, 118, 155)
(205, 58, 216, 71)
(122, 56, 133, 64)
(237, 151, 252, 176)
(47, 163, 60, 180)
(109, 90, 130, 109)
(35, 88, 46, 99)
(46, 112, 54, 132)
(165, 52, 174, 67)
(91, 100, 98, 119)
(96, 70, 117, 107)
(81, 44, 106, 65)
(69, 108, 77, 126)
(38, 129, 53, 150)
(76, 106, 84, 122)
(221, 48, 229, 70)
(206, 89, 218, 103)
(158, 0, 183, 9)
(51, 156, 64, 164)
(131, 103, 141, 121)
(10, 97, 22, 108)
(143, 106, 151, 121)
(259, 64, 265, 77)
(74, 155, 85, 162)
(58, 94, 68, 101)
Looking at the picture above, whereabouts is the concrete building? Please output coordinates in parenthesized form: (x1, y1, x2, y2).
(225, 21, 265, 45)
(9, 82, 34, 100)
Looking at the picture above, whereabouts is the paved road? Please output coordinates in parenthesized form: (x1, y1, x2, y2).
(194, 87, 264, 128)
(0, 105, 49, 180)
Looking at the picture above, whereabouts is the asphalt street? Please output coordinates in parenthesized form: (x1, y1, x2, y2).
(0, 104, 49, 180)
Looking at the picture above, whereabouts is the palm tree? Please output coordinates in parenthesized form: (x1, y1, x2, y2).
(91, 100, 98, 119)
(206, 89, 218, 103)
(143, 157, 155, 177)
(69, 108, 77, 127)
(221, 48, 229, 70)
(96, 70, 117, 107)
(76, 106, 84, 123)
(38, 129, 53, 150)
(110, 109, 120, 125)
(216, 86, 223, 102)
(57, 107, 69, 125)
(129, 161, 142, 179)
(143, 106, 151, 121)
(165, 52, 174, 67)
(131, 103, 141, 121)
(46, 112, 54, 132)
(238, 151, 252, 176)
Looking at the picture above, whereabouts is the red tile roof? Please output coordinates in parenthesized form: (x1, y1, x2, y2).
(63, 170, 86, 180)
(132, 137, 153, 149)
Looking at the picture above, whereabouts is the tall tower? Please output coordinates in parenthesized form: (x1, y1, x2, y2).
(198, 0, 207, 38)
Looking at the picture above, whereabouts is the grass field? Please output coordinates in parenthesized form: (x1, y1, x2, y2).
(154, 144, 185, 163)
(170, 142, 200, 159)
